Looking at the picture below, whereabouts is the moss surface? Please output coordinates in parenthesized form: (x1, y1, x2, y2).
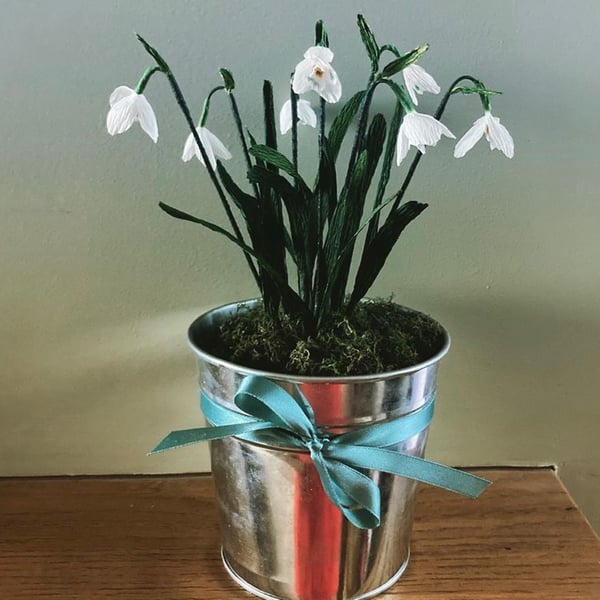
(212, 299, 446, 376)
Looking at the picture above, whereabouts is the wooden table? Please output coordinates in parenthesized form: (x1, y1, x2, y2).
(1, 468, 599, 599)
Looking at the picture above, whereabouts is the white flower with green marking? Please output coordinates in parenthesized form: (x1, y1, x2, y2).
(454, 111, 514, 158)
(396, 111, 455, 165)
(292, 46, 342, 103)
(181, 127, 232, 169)
(402, 64, 440, 106)
(106, 86, 158, 142)
(279, 99, 318, 134)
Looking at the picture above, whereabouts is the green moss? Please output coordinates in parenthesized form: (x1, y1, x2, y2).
(212, 299, 446, 377)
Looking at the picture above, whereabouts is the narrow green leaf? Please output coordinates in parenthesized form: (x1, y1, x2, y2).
(349, 201, 428, 308)
(380, 44, 429, 78)
(364, 101, 404, 249)
(328, 90, 366, 161)
(159, 201, 251, 249)
(263, 80, 277, 152)
(379, 43, 401, 58)
(315, 20, 329, 47)
(158, 201, 311, 322)
(314, 135, 338, 221)
(356, 15, 379, 70)
(451, 85, 502, 97)
(136, 34, 169, 72)
(249, 145, 312, 194)
(216, 162, 258, 222)
(219, 68, 235, 92)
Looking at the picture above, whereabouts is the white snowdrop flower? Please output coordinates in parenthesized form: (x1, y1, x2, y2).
(396, 110, 455, 165)
(454, 111, 514, 158)
(106, 86, 158, 143)
(292, 46, 342, 103)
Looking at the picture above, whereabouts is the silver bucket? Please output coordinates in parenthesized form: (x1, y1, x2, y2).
(188, 300, 450, 600)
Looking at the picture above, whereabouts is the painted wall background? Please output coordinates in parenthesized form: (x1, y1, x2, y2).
(2, 1, 599, 532)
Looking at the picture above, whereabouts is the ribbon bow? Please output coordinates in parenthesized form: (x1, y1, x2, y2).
(151, 375, 490, 529)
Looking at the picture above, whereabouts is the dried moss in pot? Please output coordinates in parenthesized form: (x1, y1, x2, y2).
(213, 299, 446, 377)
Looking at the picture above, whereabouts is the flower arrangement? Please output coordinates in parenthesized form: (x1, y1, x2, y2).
(107, 15, 513, 375)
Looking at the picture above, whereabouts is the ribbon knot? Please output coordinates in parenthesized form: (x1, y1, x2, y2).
(306, 434, 328, 454)
(150, 375, 490, 529)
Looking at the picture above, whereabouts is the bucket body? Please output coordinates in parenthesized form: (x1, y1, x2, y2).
(188, 300, 450, 600)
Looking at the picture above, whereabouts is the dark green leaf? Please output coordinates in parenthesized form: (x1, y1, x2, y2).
(380, 44, 429, 78)
(364, 113, 387, 176)
(356, 14, 379, 70)
(263, 80, 277, 153)
(349, 201, 428, 308)
(451, 85, 502, 97)
(249, 145, 311, 193)
(314, 135, 338, 222)
(158, 201, 311, 323)
(364, 102, 404, 249)
(328, 90, 366, 161)
(136, 34, 169, 72)
(158, 201, 251, 250)
(379, 43, 401, 58)
(216, 162, 258, 223)
(219, 68, 235, 92)
(315, 20, 329, 47)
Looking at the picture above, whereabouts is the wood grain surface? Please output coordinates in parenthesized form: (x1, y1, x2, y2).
(1, 468, 599, 599)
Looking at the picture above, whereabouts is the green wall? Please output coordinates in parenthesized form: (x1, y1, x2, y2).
(2, 1, 599, 531)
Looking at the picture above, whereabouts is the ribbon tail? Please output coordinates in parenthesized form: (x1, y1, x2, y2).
(310, 451, 379, 529)
(329, 446, 491, 499)
(149, 421, 273, 454)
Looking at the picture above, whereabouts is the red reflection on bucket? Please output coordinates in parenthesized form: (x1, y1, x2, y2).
(293, 383, 345, 600)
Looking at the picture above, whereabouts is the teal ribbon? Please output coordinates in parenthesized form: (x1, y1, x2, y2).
(150, 375, 490, 529)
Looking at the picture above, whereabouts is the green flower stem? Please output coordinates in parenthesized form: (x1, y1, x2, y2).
(199, 86, 225, 127)
(290, 87, 299, 173)
(134, 66, 162, 94)
(227, 92, 260, 199)
(135, 34, 260, 288)
(164, 69, 261, 287)
(390, 74, 483, 213)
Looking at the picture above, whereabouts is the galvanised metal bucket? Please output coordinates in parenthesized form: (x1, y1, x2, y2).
(188, 300, 450, 600)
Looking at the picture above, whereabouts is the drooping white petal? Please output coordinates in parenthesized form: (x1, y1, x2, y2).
(304, 46, 334, 62)
(396, 111, 454, 165)
(292, 59, 316, 95)
(402, 64, 441, 106)
(485, 113, 514, 158)
(106, 87, 158, 142)
(181, 131, 198, 162)
(396, 130, 410, 165)
(296, 99, 317, 128)
(181, 127, 231, 169)
(201, 127, 232, 165)
(279, 100, 293, 134)
(292, 46, 342, 103)
(198, 128, 216, 169)
(134, 94, 159, 143)
(106, 98, 135, 135)
(109, 85, 135, 107)
(317, 65, 342, 103)
(453, 115, 487, 158)
(279, 99, 317, 134)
